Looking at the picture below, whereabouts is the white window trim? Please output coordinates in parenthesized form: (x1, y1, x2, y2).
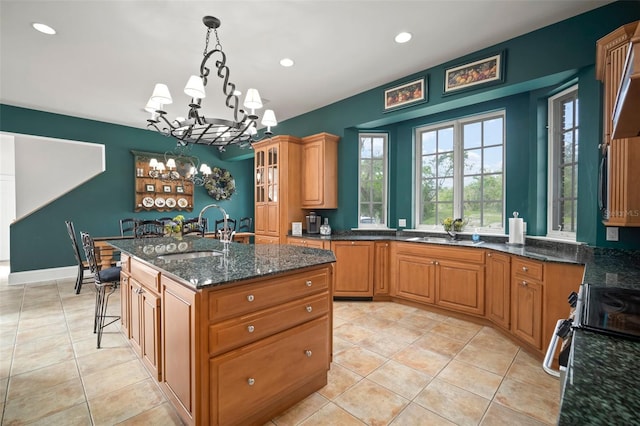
(358, 132, 389, 229)
(414, 110, 506, 234)
(547, 85, 578, 241)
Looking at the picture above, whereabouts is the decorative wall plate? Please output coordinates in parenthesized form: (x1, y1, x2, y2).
(177, 198, 188, 208)
(165, 197, 176, 208)
(142, 197, 154, 208)
(155, 197, 166, 207)
(149, 170, 159, 178)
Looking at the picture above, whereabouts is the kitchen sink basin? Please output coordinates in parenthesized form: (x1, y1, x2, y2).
(157, 250, 224, 261)
(404, 236, 484, 246)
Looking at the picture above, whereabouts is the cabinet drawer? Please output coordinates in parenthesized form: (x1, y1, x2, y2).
(211, 317, 329, 426)
(130, 259, 161, 293)
(512, 257, 544, 281)
(208, 268, 329, 322)
(395, 243, 485, 264)
(208, 293, 329, 356)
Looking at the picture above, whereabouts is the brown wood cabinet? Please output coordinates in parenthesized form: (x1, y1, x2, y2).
(596, 21, 640, 227)
(286, 236, 330, 249)
(331, 240, 374, 297)
(485, 252, 511, 330)
(121, 257, 333, 426)
(254, 136, 305, 243)
(301, 133, 340, 209)
(510, 257, 543, 349)
(391, 243, 485, 315)
(374, 242, 390, 296)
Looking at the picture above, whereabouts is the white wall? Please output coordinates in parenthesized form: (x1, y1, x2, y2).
(9, 132, 105, 219)
(0, 134, 16, 260)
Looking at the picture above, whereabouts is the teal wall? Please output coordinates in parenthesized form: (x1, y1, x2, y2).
(1, 106, 254, 272)
(268, 0, 640, 248)
(3, 1, 640, 273)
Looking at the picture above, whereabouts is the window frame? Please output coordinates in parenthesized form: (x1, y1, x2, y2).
(358, 132, 389, 229)
(414, 110, 506, 233)
(547, 85, 579, 240)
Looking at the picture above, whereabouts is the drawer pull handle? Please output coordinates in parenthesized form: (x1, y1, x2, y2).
(306, 306, 313, 313)
(247, 378, 255, 386)
(522, 266, 528, 272)
(487, 253, 492, 257)
(522, 280, 528, 287)
(247, 294, 255, 302)
(305, 350, 313, 357)
(305, 280, 312, 287)
(247, 325, 255, 333)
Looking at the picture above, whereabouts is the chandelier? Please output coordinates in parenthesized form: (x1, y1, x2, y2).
(148, 146, 213, 187)
(145, 16, 277, 151)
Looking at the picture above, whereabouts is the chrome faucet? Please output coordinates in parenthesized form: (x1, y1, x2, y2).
(198, 203, 235, 252)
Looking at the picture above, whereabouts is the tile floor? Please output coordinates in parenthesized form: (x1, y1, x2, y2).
(0, 262, 560, 425)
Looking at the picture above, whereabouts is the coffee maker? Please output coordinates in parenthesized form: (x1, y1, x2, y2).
(305, 211, 322, 234)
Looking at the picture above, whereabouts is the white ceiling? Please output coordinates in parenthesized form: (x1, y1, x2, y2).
(0, 0, 612, 132)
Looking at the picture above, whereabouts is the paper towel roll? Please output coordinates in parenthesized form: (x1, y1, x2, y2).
(509, 218, 524, 245)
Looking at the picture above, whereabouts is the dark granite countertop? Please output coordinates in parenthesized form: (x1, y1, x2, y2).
(106, 236, 336, 290)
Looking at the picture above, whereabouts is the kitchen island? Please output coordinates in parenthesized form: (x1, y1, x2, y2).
(106, 236, 336, 426)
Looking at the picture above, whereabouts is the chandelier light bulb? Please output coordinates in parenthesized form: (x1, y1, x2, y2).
(184, 75, 206, 99)
(149, 158, 159, 169)
(261, 109, 277, 129)
(151, 83, 173, 105)
(165, 158, 176, 169)
(144, 98, 161, 113)
(156, 162, 166, 172)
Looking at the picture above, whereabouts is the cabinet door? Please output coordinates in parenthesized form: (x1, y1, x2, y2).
(435, 259, 485, 315)
(141, 288, 161, 380)
(374, 242, 390, 296)
(511, 278, 542, 349)
(120, 273, 130, 337)
(486, 252, 511, 329)
(162, 277, 197, 424)
(393, 254, 436, 304)
(332, 241, 374, 297)
(129, 278, 143, 355)
(301, 139, 323, 207)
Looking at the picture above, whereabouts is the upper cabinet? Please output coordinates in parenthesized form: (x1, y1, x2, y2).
(253, 135, 304, 244)
(301, 133, 340, 209)
(596, 21, 640, 144)
(611, 22, 640, 140)
(596, 21, 640, 227)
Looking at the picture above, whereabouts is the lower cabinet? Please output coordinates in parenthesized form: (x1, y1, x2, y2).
(485, 252, 511, 329)
(391, 243, 484, 315)
(128, 276, 161, 380)
(511, 277, 543, 349)
(210, 317, 329, 425)
(374, 242, 390, 296)
(331, 241, 374, 297)
(122, 257, 333, 426)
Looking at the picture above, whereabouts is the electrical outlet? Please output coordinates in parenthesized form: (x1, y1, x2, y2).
(606, 227, 619, 241)
(398, 218, 407, 227)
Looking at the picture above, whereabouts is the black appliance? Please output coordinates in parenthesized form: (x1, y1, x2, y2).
(574, 283, 640, 341)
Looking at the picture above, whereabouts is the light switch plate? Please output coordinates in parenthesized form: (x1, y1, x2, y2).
(398, 218, 407, 227)
(606, 227, 619, 241)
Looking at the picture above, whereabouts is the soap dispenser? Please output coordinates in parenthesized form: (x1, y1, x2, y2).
(320, 218, 332, 236)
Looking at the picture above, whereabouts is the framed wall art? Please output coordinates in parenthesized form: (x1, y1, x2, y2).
(444, 51, 505, 94)
(145, 184, 155, 192)
(163, 185, 172, 193)
(384, 77, 426, 111)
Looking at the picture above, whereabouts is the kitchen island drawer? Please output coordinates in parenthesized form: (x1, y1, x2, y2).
(210, 317, 329, 426)
(208, 268, 328, 321)
(208, 292, 329, 355)
(130, 258, 161, 293)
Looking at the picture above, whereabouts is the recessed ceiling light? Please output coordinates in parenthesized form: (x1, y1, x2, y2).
(280, 58, 294, 67)
(32, 22, 56, 35)
(395, 32, 412, 44)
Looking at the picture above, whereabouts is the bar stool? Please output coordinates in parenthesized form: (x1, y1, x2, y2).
(80, 231, 121, 349)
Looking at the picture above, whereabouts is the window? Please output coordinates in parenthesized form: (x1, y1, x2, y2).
(359, 133, 388, 227)
(415, 111, 505, 232)
(548, 86, 578, 239)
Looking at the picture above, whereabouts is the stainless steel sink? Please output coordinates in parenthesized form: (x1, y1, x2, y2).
(405, 236, 484, 246)
(157, 250, 224, 261)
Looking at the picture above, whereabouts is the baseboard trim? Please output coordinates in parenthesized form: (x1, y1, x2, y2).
(8, 265, 79, 285)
